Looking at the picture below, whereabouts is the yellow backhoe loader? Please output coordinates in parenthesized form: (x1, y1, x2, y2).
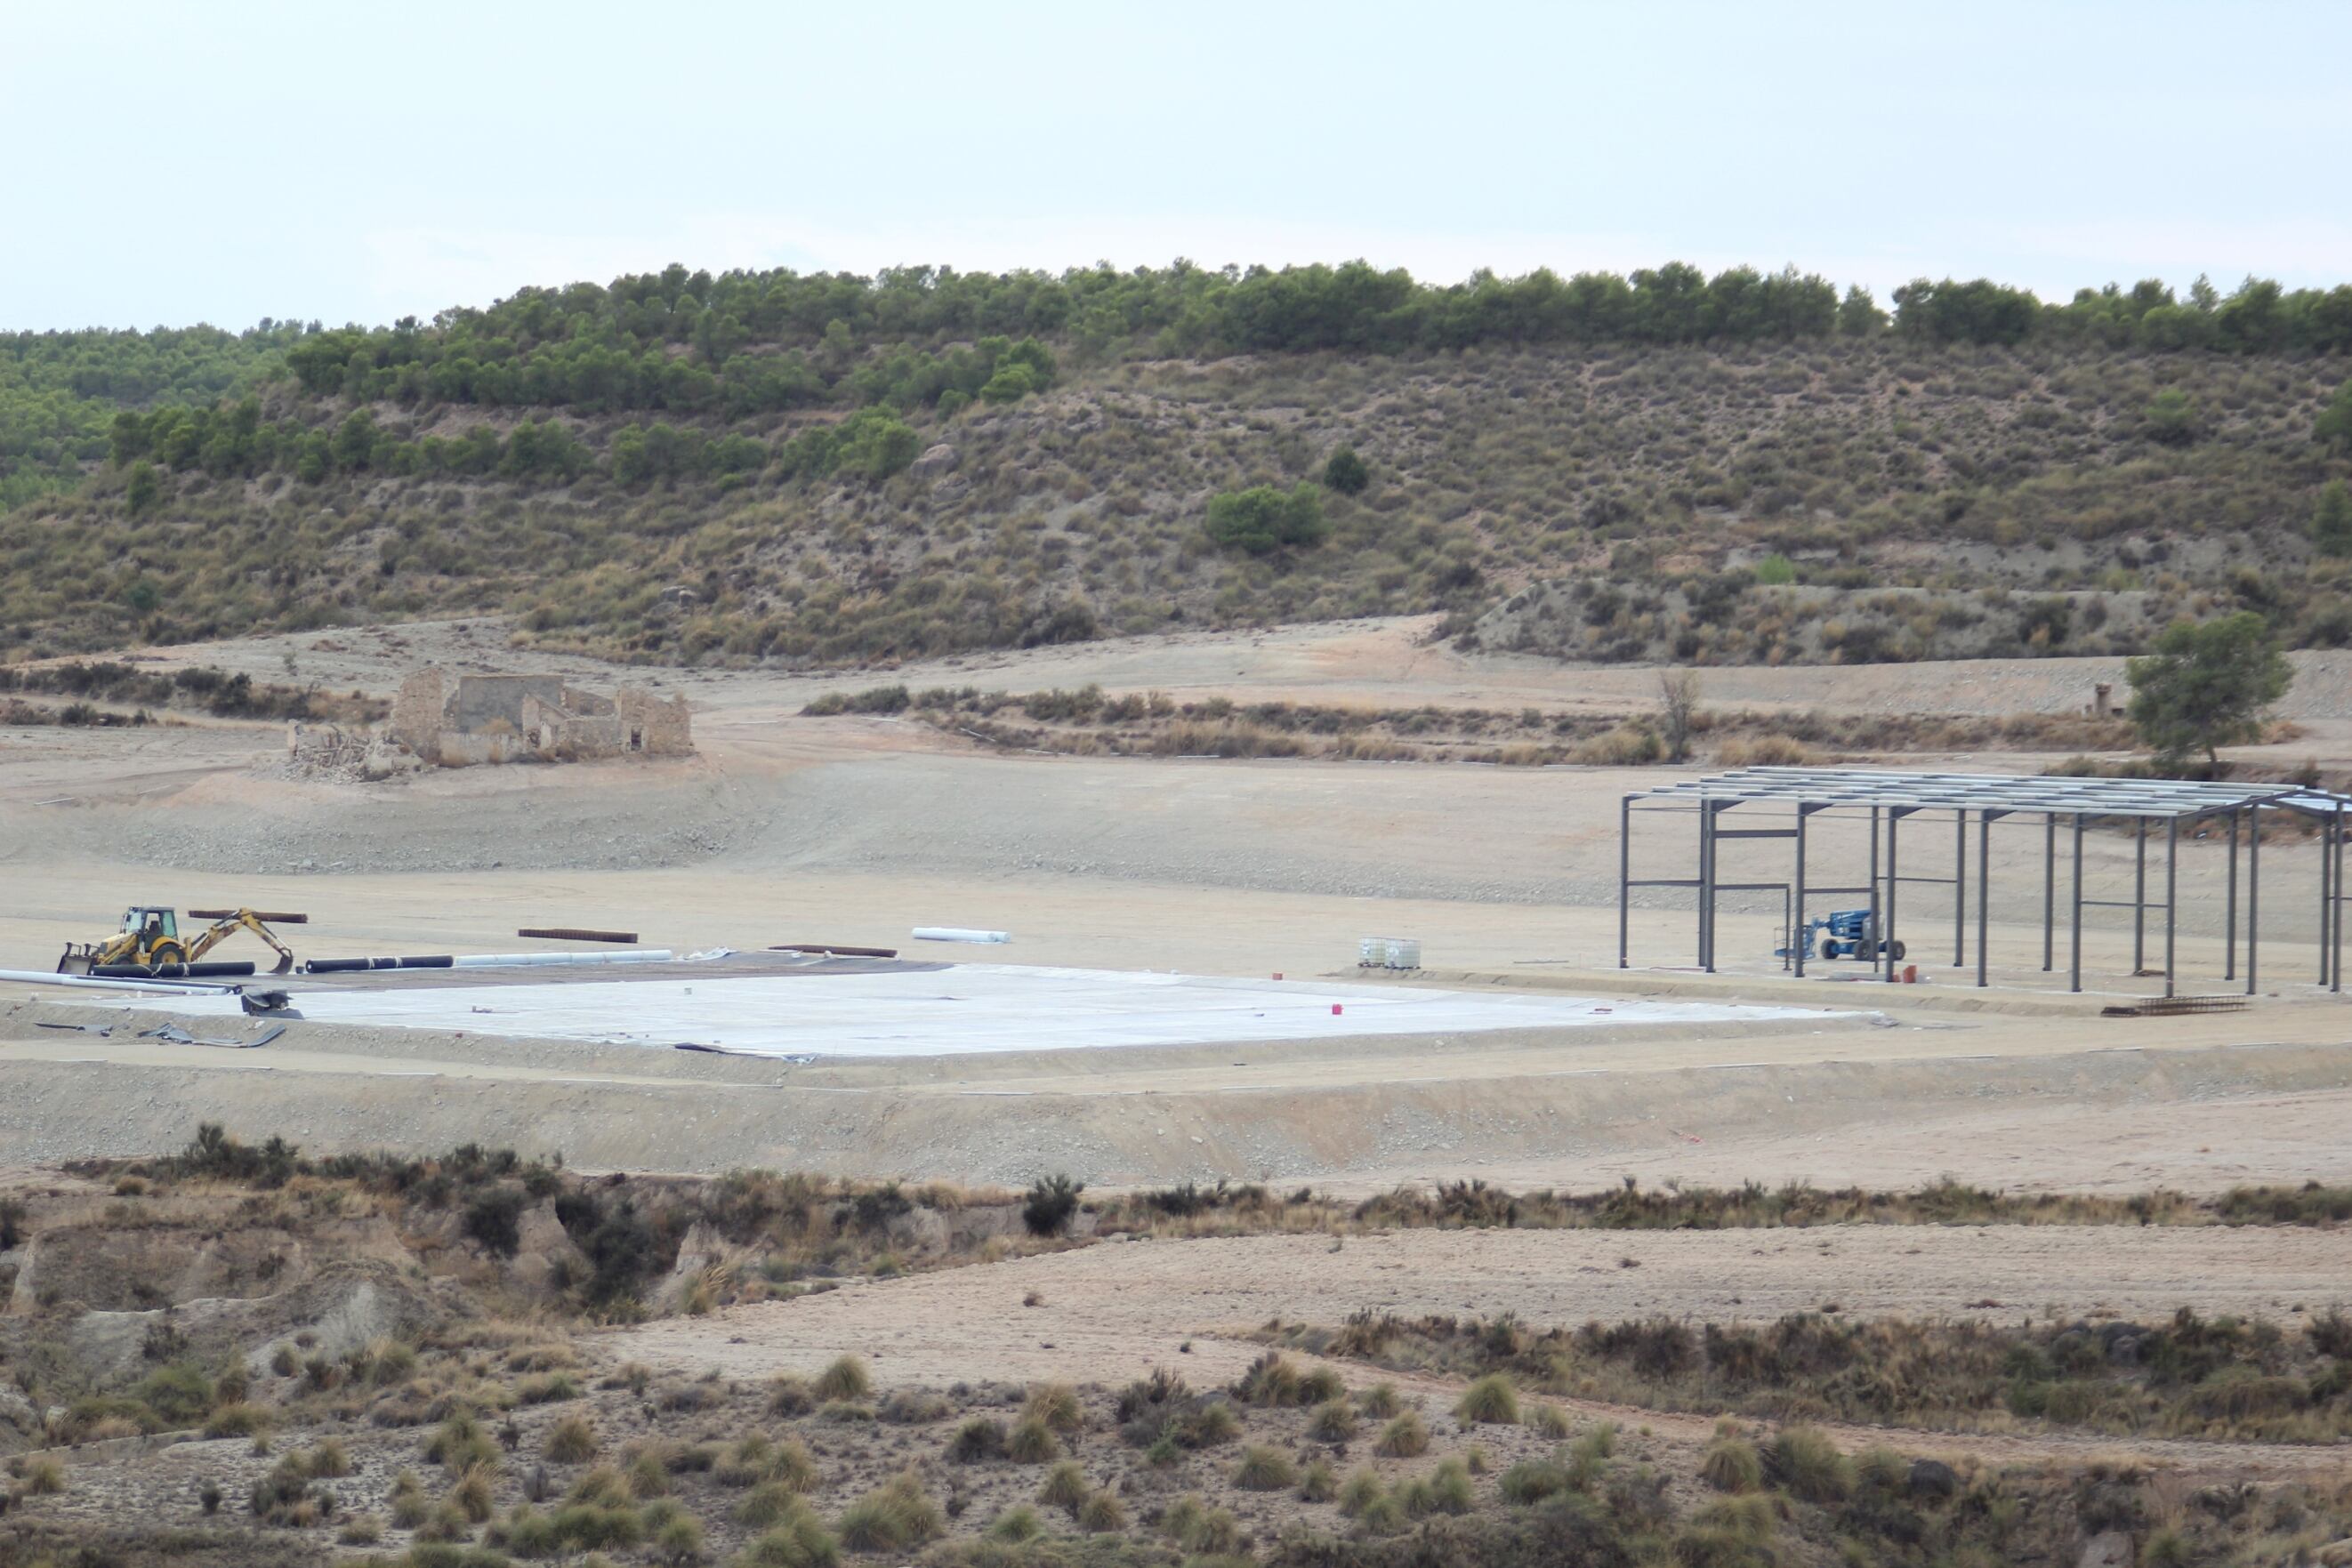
(58, 906, 300, 975)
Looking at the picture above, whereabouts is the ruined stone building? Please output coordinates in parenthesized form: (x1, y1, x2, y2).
(387, 668, 692, 767)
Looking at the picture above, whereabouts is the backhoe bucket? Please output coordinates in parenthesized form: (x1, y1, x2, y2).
(271, 953, 294, 975)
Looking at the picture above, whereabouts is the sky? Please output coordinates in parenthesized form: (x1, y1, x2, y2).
(5, 0, 2348, 333)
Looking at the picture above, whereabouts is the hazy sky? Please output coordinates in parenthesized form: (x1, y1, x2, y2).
(7, 0, 2348, 332)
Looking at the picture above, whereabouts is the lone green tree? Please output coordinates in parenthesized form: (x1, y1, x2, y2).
(1321, 446, 1369, 495)
(2123, 611, 2292, 768)
(1204, 484, 1326, 555)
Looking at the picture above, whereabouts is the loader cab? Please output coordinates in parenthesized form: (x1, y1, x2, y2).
(123, 906, 178, 942)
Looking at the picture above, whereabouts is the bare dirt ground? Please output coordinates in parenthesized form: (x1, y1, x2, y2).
(2, 615, 2347, 1194)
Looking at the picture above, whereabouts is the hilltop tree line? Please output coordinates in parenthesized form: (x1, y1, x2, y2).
(8, 260, 2352, 511)
(275, 263, 2352, 420)
(0, 322, 301, 508)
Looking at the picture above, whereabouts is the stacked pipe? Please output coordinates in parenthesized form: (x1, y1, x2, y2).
(91, 961, 255, 978)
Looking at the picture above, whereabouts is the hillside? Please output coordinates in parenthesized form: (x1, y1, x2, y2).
(4, 261, 2350, 667)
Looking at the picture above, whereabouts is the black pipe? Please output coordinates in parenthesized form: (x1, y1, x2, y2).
(302, 955, 455, 974)
(92, 961, 255, 978)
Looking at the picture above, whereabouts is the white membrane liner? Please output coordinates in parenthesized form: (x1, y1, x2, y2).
(99, 963, 1854, 1059)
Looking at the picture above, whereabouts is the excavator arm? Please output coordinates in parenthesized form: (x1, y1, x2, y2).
(184, 910, 298, 974)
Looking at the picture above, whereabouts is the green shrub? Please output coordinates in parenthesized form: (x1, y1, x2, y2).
(1700, 1435, 1763, 1493)
(1373, 1410, 1430, 1457)
(1205, 483, 1327, 555)
(1499, 1455, 1570, 1505)
(812, 1355, 870, 1402)
(1306, 1399, 1358, 1442)
(1023, 1382, 1083, 1433)
(1022, 1174, 1083, 1237)
(1766, 1425, 1851, 1501)
(949, 1417, 1008, 1463)
(1077, 1488, 1125, 1531)
(1456, 1373, 1520, 1425)
(834, 1473, 942, 1553)
(653, 1509, 704, 1565)
(739, 1493, 839, 1566)
(1232, 1444, 1297, 1490)
(986, 1504, 1043, 1542)
(1036, 1460, 1088, 1514)
(1323, 446, 1370, 495)
(1006, 1415, 1061, 1463)
(1398, 1457, 1475, 1516)
(544, 1414, 598, 1464)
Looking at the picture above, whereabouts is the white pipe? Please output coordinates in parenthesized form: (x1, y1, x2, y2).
(449, 949, 674, 969)
(0, 968, 238, 995)
(912, 928, 1011, 945)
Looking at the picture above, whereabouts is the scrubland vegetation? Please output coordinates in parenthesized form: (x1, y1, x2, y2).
(803, 680, 2148, 766)
(2, 262, 2348, 671)
(5, 1132, 2352, 1564)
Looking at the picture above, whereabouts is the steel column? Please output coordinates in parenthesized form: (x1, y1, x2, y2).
(2323, 808, 2336, 986)
(2132, 817, 2147, 975)
(2247, 807, 2260, 996)
(2069, 812, 2084, 993)
(1977, 809, 1993, 988)
(1953, 811, 1966, 967)
(2042, 814, 2056, 971)
(2324, 808, 2342, 992)
(1884, 810, 1902, 983)
(1617, 797, 1631, 969)
(1868, 805, 1881, 957)
(2225, 811, 2238, 982)
(2163, 816, 2179, 999)
(1699, 802, 1717, 973)
(1792, 805, 1809, 978)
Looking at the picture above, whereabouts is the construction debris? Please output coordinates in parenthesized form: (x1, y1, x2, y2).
(771, 943, 898, 959)
(139, 1023, 287, 1049)
(518, 927, 639, 944)
(2100, 994, 2251, 1017)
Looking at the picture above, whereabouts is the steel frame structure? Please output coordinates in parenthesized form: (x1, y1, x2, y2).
(1616, 767, 2350, 995)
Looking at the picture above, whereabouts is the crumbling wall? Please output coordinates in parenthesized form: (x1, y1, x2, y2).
(388, 670, 453, 762)
(616, 688, 693, 755)
(386, 665, 691, 767)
